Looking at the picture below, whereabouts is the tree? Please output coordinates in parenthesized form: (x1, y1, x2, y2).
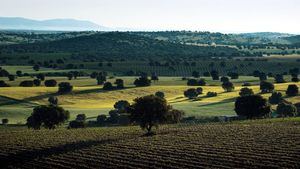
(96, 74, 106, 85)
(19, 80, 34, 87)
(286, 84, 299, 96)
(114, 100, 130, 112)
(259, 72, 267, 81)
(128, 95, 181, 135)
(220, 76, 229, 83)
(103, 82, 114, 90)
(76, 114, 86, 122)
(2, 118, 8, 125)
(294, 102, 300, 116)
(196, 87, 203, 94)
(68, 120, 86, 129)
(8, 75, 15, 81)
(222, 81, 234, 92)
(115, 79, 124, 89)
(235, 95, 271, 119)
(155, 91, 165, 99)
(198, 78, 206, 86)
(187, 79, 198, 86)
(97, 115, 107, 125)
(239, 87, 254, 97)
(48, 96, 58, 105)
(36, 73, 45, 81)
(184, 88, 199, 99)
(210, 70, 219, 80)
(228, 72, 239, 79)
(260, 81, 274, 93)
(268, 92, 283, 105)
(27, 105, 70, 129)
(291, 76, 299, 82)
(275, 74, 285, 83)
(0, 80, 10, 87)
(277, 101, 297, 117)
(44, 79, 57, 87)
(192, 71, 200, 78)
(151, 73, 159, 81)
(58, 82, 73, 94)
(33, 79, 41, 86)
(16, 70, 22, 77)
(67, 72, 73, 80)
(33, 65, 40, 71)
(134, 76, 151, 87)
(206, 92, 217, 97)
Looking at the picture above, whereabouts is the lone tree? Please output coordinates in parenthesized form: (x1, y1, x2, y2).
(184, 88, 199, 99)
(235, 95, 271, 119)
(286, 84, 299, 96)
(27, 105, 70, 129)
(260, 81, 274, 93)
(58, 82, 73, 94)
(44, 79, 57, 87)
(277, 101, 297, 117)
(114, 79, 124, 89)
(128, 95, 183, 135)
(239, 87, 254, 97)
(134, 76, 151, 87)
(103, 82, 114, 90)
(222, 81, 234, 92)
(269, 92, 283, 105)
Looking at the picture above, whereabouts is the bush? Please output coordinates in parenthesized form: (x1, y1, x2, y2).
(206, 92, 217, 97)
(286, 84, 299, 96)
(239, 87, 254, 97)
(268, 92, 283, 105)
(235, 95, 271, 119)
(45, 79, 57, 87)
(27, 105, 70, 129)
(58, 82, 73, 94)
(2, 118, 8, 125)
(19, 80, 34, 87)
(68, 120, 86, 129)
(155, 91, 165, 99)
(222, 81, 234, 92)
(184, 88, 199, 99)
(0, 80, 10, 87)
(103, 82, 114, 90)
(33, 79, 41, 86)
(277, 101, 297, 117)
(260, 81, 274, 93)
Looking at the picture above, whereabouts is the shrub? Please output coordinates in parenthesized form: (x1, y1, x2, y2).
(239, 87, 254, 96)
(58, 82, 73, 94)
(222, 81, 234, 92)
(2, 118, 8, 125)
(268, 92, 283, 105)
(277, 101, 297, 117)
(0, 80, 10, 87)
(235, 95, 271, 119)
(45, 79, 57, 87)
(165, 109, 185, 123)
(33, 79, 41, 86)
(155, 91, 165, 99)
(184, 88, 199, 99)
(206, 92, 217, 97)
(19, 80, 34, 87)
(134, 76, 151, 87)
(103, 82, 114, 90)
(260, 81, 274, 93)
(286, 84, 299, 96)
(27, 105, 70, 129)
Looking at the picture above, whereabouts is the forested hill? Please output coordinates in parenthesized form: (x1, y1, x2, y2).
(0, 32, 244, 59)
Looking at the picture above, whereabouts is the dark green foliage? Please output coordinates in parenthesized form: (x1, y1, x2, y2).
(48, 96, 58, 105)
(259, 72, 267, 81)
(114, 79, 124, 89)
(235, 95, 271, 119)
(239, 87, 254, 97)
(222, 81, 234, 92)
(58, 82, 73, 94)
(275, 74, 285, 83)
(2, 118, 8, 125)
(198, 78, 206, 86)
(268, 92, 283, 105)
(67, 72, 73, 80)
(134, 76, 151, 87)
(44, 79, 57, 87)
(33, 64, 40, 71)
(33, 79, 41, 86)
(76, 114, 86, 122)
(196, 87, 203, 94)
(96, 115, 107, 125)
(184, 88, 199, 99)
(19, 80, 34, 87)
(210, 70, 219, 80)
(114, 100, 130, 112)
(0, 80, 10, 87)
(220, 76, 229, 83)
(27, 105, 70, 129)
(103, 82, 114, 90)
(291, 77, 299, 82)
(277, 101, 297, 117)
(206, 92, 217, 97)
(0, 69, 9, 77)
(228, 72, 239, 79)
(68, 120, 86, 129)
(286, 84, 299, 96)
(8, 75, 15, 81)
(260, 81, 274, 93)
(96, 73, 107, 85)
(128, 95, 182, 135)
(294, 102, 300, 115)
(187, 79, 198, 86)
(155, 91, 165, 99)
(16, 70, 22, 77)
(36, 73, 45, 81)
(192, 71, 200, 78)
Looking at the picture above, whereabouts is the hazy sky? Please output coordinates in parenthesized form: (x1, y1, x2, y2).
(0, 0, 299, 33)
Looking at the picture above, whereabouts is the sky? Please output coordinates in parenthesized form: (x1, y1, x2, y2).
(0, 0, 299, 33)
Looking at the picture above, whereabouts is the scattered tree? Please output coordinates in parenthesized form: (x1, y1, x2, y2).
(239, 87, 254, 97)
(260, 81, 274, 93)
(268, 92, 283, 105)
(44, 79, 57, 87)
(286, 84, 299, 96)
(222, 81, 234, 92)
(58, 82, 73, 94)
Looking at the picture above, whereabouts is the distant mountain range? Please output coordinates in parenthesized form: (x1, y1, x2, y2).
(0, 17, 111, 31)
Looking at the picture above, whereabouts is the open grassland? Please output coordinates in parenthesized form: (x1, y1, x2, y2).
(0, 76, 299, 124)
(0, 118, 299, 169)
